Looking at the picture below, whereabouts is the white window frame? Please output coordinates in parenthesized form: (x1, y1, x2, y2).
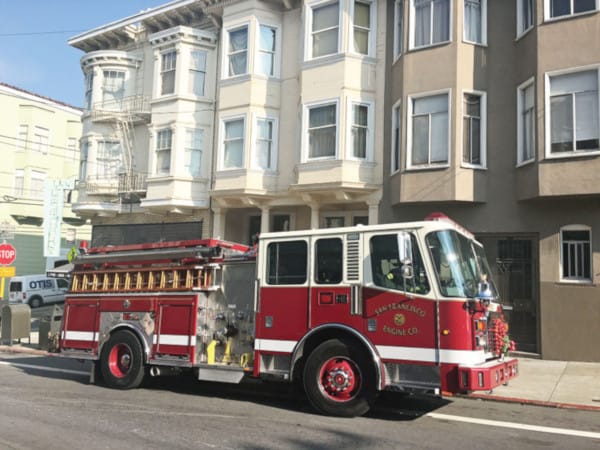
(189, 49, 207, 97)
(256, 23, 281, 78)
(350, 0, 377, 57)
(305, 0, 342, 60)
(184, 128, 203, 178)
(516, 0, 535, 38)
(219, 115, 247, 170)
(30, 170, 46, 200)
(252, 114, 279, 171)
(347, 98, 375, 161)
(97, 140, 123, 178)
(32, 126, 49, 154)
(409, 0, 453, 50)
(559, 225, 592, 283)
(463, 0, 487, 45)
(544, 66, 600, 159)
(84, 70, 94, 111)
(406, 90, 451, 170)
(224, 24, 249, 78)
(517, 77, 536, 166)
(101, 70, 125, 109)
(391, 99, 402, 173)
(155, 128, 173, 175)
(461, 90, 487, 169)
(17, 124, 27, 151)
(160, 50, 177, 96)
(394, 0, 404, 59)
(14, 169, 24, 197)
(544, 0, 599, 21)
(302, 99, 340, 162)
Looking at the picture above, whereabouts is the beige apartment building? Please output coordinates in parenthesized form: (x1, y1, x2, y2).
(70, 0, 384, 247)
(383, 0, 600, 361)
(70, 0, 599, 362)
(0, 83, 90, 297)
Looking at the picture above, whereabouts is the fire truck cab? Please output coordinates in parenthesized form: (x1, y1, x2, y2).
(60, 215, 517, 417)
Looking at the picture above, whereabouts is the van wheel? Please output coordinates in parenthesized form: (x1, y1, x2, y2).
(29, 297, 42, 308)
(100, 330, 145, 389)
(303, 339, 376, 417)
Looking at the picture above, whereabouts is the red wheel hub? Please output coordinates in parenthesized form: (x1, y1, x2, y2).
(108, 343, 132, 378)
(319, 357, 361, 402)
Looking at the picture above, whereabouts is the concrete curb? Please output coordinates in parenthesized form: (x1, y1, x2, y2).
(463, 393, 600, 412)
(0, 345, 50, 357)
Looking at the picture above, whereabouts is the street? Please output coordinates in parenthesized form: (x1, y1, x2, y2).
(0, 352, 597, 450)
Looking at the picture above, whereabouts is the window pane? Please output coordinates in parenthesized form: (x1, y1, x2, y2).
(258, 26, 276, 76)
(313, 3, 339, 57)
(228, 28, 248, 76)
(574, 0, 596, 14)
(354, 2, 370, 27)
(267, 241, 307, 285)
(551, 0, 571, 17)
(229, 53, 247, 77)
(259, 26, 276, 52)
(224, 120, 244, 169)
(309, 127, 336, 158)
(229, 28, 248, 52)
(315, 238, 343, 284)
(464, 0, 482, 43)
(550, 94, 573, 152)
(432, 0, 450, 43)
(313, 28, 338, 57)
(414, 0, 432, 47)
(430, 111, 448, 162)
(575, 90, 599, 149)
(313, 3, 339, 30)
(412, 115, 429, 165)
(255, 119, 273, 169)
(414, 94, 447, 114)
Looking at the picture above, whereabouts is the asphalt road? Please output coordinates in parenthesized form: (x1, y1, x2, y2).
(0, 353, 598, 450)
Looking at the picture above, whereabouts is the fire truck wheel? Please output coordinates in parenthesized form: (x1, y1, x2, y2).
(303, 339, 376, 417)
(100, 330, 145, 389)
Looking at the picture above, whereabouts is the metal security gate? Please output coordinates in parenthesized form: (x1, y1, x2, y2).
(477, 235, 539, 354)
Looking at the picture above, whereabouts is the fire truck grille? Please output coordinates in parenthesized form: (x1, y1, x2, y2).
(346, 240, 360, 281)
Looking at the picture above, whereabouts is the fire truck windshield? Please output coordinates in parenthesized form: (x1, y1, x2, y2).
(426, 230, 499, 300)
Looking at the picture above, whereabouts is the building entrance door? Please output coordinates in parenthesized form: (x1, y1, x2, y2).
(477, 235, 539, 354)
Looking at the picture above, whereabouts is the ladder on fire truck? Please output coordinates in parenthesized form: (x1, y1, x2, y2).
(69, 239, 252, 294)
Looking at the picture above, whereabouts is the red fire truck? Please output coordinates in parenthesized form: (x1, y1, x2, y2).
(59, 215, 517, 417)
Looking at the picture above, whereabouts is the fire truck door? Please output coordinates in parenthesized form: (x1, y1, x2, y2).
(154, 296, 197, 361)
(256, 239, 310, 343)
(309, 237, 362, 330)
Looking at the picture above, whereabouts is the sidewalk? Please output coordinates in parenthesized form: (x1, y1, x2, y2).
(0, 330, 599, 412)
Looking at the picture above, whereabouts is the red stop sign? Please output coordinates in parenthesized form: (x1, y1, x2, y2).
(0, 243, 16, 265)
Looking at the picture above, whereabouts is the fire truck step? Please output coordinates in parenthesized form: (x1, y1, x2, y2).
(196, 365, 246, 384)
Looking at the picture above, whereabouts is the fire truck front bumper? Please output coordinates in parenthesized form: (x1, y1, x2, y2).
(458, 358, 519, 392)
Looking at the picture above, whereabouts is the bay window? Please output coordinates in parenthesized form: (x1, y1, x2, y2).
(161, 51, 177, 95)
(185, 128, 203, 177)
(254, 118, 276, 170)
(97, 140, 123, 178)
(102, 70, 125, 109)
(189, 50, 207, 96)
(258, 25, 276, 76)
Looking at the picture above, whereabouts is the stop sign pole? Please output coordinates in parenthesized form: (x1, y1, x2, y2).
(0, 242, 16, 300)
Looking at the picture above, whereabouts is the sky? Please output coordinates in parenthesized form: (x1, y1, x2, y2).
(0, 0, 172, 108)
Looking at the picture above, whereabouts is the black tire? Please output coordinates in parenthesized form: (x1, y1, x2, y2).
(303, 339, 376, 417)
(100, 330, 145, 389)
(29, 297, 42, 308)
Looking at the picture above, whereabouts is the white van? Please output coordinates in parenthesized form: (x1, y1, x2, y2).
(8, 275, 69, 308)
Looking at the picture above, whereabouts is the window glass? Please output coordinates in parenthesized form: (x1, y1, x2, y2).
(352, 104, 368, 158)
(413, 0, 450, 48)
(156, 129, 172, 175)
(551, 0, 596, 17)
(189, 50, 206, 96)
(519, 82, 535, 163)
(312, 2, 339, 57)
(185, 129, 203, 177)
(102, 70, 125, 109)
(267, 240, 307, 285)
(254, 118, 274, 169)
(550, 70, 599, 153)
(315, 238, 343, 284)
(394, 0, 404, 56)
(411, 93, 449, 166)
(353, 1, 371, 54)
(97, 141, 123, 177)
(228, 27, 248, 76)
(161, 51, 177, 95)
(309, 104, 337, 158)
(392, 104, 401, 172)
(463, 93, 482, 165)
(561, 228, 591, 280)
(84, 71, 94, 110)
(258, 25, 276, 76)
(223, 119, 244, 169)
(370, 233, 430, 294)
(517, 0, 534, 34)
(32, 126, 49, 154)
(464, 0, 483, 43)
